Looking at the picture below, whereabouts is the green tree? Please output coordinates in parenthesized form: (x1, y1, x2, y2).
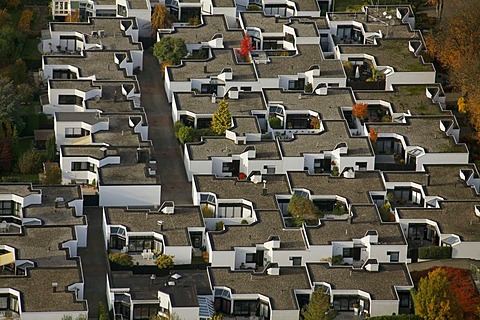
(412, 268, 461, 320)
(16, 83, 35, 105)
(211, 98, 231, 135)
(41, 164, 61, 184)
(46, 136, 57, 161)
(301, 290, 336, 320)
(18, 148, 42, 174)
(0, 77, 22, 127)
(8, 59, 29, 85)
(151, 5, 174, 31)
(153, 37, 187, 65)
(177, 125, 194, 144)
(288, 194, 320, 220)
(98, 301, 108, 320)
(154, 254, 174, 269)
(0, 27, 26, 68)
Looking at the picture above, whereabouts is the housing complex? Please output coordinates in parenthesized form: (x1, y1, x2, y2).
(1, 0, 479, 319)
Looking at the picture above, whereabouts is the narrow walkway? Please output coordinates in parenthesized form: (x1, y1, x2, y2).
(138, 52, 192, 205)
(77, 207, 109, 319)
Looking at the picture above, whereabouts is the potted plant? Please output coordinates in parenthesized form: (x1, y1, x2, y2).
(352, 302, 359, 315)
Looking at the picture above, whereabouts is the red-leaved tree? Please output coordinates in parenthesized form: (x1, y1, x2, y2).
(352, 103, 368, 121)
(236, 34, 253, 61)
(369, 127, 378, 143)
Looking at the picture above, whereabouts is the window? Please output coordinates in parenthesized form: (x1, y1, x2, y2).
(222, 162, 231, 173)
(71, 162, 95, 172)
(343, 247, 353, 258)
(58, 95, 77, 105)
(117, 4, 127, 16)
(240, 86, 252, 91)
(65, 127, 82, 138)
(0, 201, 20, 216)
(245, 253, 255, 263)
(290, 256, 302, 266)
(233, 300, 258, 316)
(133, 304, 159, 319)
(356, 162, 368, 170)
(387, 251, 399, 262)
(264, 165, 275, 174)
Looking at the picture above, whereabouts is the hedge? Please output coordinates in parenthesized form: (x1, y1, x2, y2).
(418, 246, 452, 259)
(370, 315, 422, 320)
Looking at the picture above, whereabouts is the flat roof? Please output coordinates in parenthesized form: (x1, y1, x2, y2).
(23, 185, 85, 226)
(1, 267, 86, 312)
(106, 206, 203, 246)
(328, 7, 418, 39)
(91, 113, 146, 147)
(306, 205, 405, 245)
(241, 13, 285, 33)
(0, 184, 40, 197)
(99, 147, 158, 185)
(175, 91, 264, 115)
(209, 267, 311, 310)
(49, 79, 98, 91)
(50, 17, 142, 51)
(169, 15, 243, 49)
(187, 138, 281, 160)
(168, 49, 257, 82)
(397, 201, 480, 241)
(339, 39, 433, 72)
(264, 89, 353, 120)
(128, 0, 149, 9)
(370, 116, 466, 153)
(256, 45, 345, 79)
(0, 226, 77, 267)
(307, 263, 412, 300)
(230, 116, 260, 135)
(383, 164, 479, 200)
(110, 269, 211, 304)
(55, 111, 108, 125)
(194, 174, 291, 209)
(44, 51, 134, 80)
(279, 121, 373, 157)
(210, 210, 306, 250)
(288, 171, 384, 204)
(354, 85, 448, 116)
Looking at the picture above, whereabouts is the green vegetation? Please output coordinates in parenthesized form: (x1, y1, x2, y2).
(215, 221, 224, 231)
(174, 121, 217, 144)
(418, 246, 452, 259)
(108, 253, 134, 267)
(268, 116, 282, 129)
(98, 302, 108, 320)
(379, 202, 395, 222)
(201, 205, 214, 218)
(153, 37, 187, 65)
(288, 195, 320, 220)
(301, 290, 336, 320)
(211, 98, 232, 135)
(331, 254, 344, 265)
(370, 315, 422, 320)
(154, 254, 174, 269)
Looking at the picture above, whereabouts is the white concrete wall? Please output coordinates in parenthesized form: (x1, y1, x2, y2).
(172, 306, 199, 320)
(164, 246, 192, 265)
(368, 244, 408, 263)
(385, 71, 436, 89)
(99, 185, 161, 207)
(452, 242, 480, 260)
(210, 250, 235, 268)
(22, 311, 88, 320)
(416, 152, 469, 171)
(369, 299, 399, 317)
(271, 309, 300, 320)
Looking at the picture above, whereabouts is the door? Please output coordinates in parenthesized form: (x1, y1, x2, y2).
(353, 247, 361, 261)
(255, 250, 264, 267)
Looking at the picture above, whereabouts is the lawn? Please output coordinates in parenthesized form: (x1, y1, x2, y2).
(1, 173, 39, 183)
(333, 0, 412, 12)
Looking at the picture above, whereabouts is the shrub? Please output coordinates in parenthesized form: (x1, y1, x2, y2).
(241, 219, 248, 225)
(238, 172, 247, 180)
(108, 253, 133, 267)
(98, 302, 108, 320)
(201, 205, 214, 218)
(288, 194, 320, 219)
(216, 221, 224, 231)
(418, 246, 452, 259)
(154, 254, 174, 269)
(379, 202, 395, 222)
(18, 148, 42, 174)
(331, 255, 344, 265)
(332, 201, 346, 215)
(304, 82, 313, 93)
(153, 37, 187, 65)
(269, 116, 282, 129)
(177, 125, 194, 144)
(370, 315, 422, 320)
(331, 166, 339, 176)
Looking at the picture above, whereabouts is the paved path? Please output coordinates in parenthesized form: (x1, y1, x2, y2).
(138, 53, 192, 205)
(408, 258, 480, 272)
(77, 207, 109, 319)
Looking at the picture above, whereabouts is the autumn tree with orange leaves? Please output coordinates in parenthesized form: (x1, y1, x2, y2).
(65, 9, 80, 22)
(352, 103, 368, 122)
(236, 34, 253, 61)
(369, 127, 377, 143)
(425, 0, 480, 140)
(17, 9, 34, 33)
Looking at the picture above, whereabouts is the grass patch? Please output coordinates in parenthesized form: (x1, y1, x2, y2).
(1, 173, 39, 183)
(334, 0, 368, 11)
(17, 138, 34, 156)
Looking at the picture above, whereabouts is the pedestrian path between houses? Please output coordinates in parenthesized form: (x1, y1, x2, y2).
(138, 52, 193, 205)
(77, 207, 109, 320)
